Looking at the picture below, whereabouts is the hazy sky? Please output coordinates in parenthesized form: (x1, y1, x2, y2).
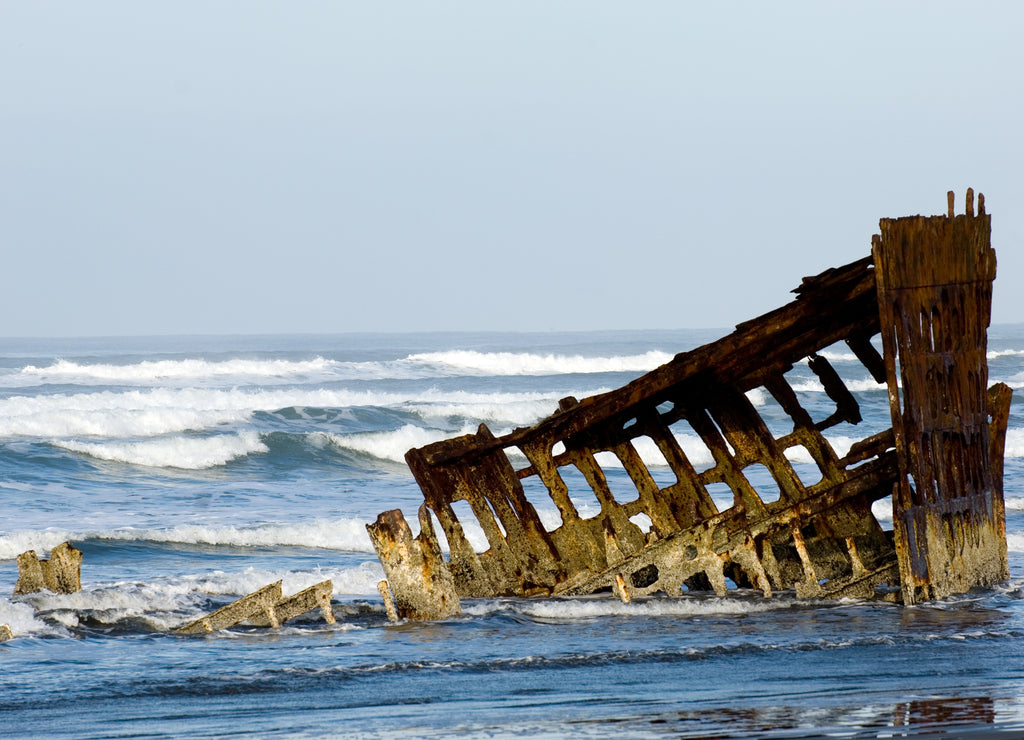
(2, 2, 1022, 337)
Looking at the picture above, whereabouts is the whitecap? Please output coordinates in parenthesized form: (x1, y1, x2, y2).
(16, 356, 340, 384)
(406, 349, 673, 377)
(0, 518, 378, 560)
(9, 562, 385, 634)
(1004, 429, 1024, 459)
(787, 378, 886, 393)
(463, 595, 784, 620)
(0, 599, 60, 638)
(55, 431, 267, 469)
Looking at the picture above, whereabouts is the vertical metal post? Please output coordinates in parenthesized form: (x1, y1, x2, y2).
(873, 190, 1007, 603)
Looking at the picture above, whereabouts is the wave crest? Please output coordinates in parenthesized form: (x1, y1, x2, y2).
(0, 518, 376, 561)
(55, 432, 267, 469)
(407, 350, 673, 376)
(17, 357, 340, 386)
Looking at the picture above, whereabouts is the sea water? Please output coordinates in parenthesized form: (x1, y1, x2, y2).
(2, 328, 1024, 738)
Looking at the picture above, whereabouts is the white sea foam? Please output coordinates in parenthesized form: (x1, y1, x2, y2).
(0, 529, 77, 560)
(1007, 533, 1024, 553)
(5, 562, 385, 636)
(5, 349, 677, 390)
(1005, 429, 1024, 459)
(405, 391, 573, 427)
(988, 349, 1024, 359)
(407, 350, 673, 376)
(573, 432, 857, 471)
(816, 350, 859, 363)
(55, 432, 268, 469)
(787, 378, 886, 393)
(324, 425, 865, 473)
(321, 426, 474, 464)
(1000, 372, 1024, 389)
(0, 599, 57, 638)
(17, 357, 340, 384)
(0, 387, 582, 440)
(463, 595, 784, 620)
(0, 389, 253, 438)
(0, 518, 377, 561)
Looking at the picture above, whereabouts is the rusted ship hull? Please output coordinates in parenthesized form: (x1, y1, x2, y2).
(368, 191, 1011, 620)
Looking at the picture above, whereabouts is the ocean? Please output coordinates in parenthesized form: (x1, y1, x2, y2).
(2, 327, 1024, 738)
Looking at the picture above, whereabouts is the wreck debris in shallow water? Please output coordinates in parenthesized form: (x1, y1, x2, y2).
(175, 579, 336, 634)
(13, 542, 82, 597)
(367, 190, 1012, 620)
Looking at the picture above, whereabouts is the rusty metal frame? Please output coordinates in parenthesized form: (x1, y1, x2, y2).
(368, 191, 1011, 620)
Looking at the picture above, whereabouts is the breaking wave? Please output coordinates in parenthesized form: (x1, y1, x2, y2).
(787, 378, 887, 394)
(55, 432, 268, 469)
(2, 562, 385, 638)
(16, 357, 339, 384)
(1005, 429, 1024, 459)
(0, 518, 377, 561)
(406, 349, 673, 376)
(0, 387, 582, 440)
(5, 349, 675, 390)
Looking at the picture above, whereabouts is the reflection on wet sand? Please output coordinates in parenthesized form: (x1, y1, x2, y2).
(570, 694, 1003, 738)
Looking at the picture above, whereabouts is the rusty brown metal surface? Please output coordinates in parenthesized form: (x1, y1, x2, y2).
(874, 189, 1009, 604)
(367, 191, 1011, 620)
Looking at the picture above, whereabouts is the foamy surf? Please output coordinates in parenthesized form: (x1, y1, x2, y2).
(406, 349, 674, 376)
(5, 562, 385, 636)
(0, 518, 378, 560)
(0, 387, 592, 440)
(1, 326, 1022, 739)
(16, 357, 340, 385)
(4, 348, 682, 390)
(462, 594, 793, 621)
(0, 599, 60, 638)
(787, 377, 887, 394)
(55, 431, 268, 469)
(320, 426, 474, 464)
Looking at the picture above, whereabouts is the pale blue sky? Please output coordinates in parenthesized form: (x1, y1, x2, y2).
(2, 2, 1022, 336)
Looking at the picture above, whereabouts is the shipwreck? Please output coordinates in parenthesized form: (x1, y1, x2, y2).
(368, 190, 1012, 620)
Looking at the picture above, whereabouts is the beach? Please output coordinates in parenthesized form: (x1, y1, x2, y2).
(2, 328, 1024, 738)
